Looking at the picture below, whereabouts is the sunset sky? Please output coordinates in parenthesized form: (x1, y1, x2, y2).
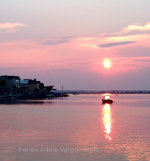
(1, 0, 150, 90)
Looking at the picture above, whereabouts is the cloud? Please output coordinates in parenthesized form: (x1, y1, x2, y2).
(76, 22, 150, 49)
(95, 22, 150, 38)
(124, 22, 150, 32)
(0, 22, 25, 33)
(98, 41, 136, 48)
(36, 22, 150, 49)
(40, 37, 72, 46)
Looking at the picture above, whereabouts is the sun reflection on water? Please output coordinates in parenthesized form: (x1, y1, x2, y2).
(102, 103, 112, 141)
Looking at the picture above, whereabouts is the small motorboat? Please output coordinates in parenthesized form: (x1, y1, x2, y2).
(102, 94, 113, 104)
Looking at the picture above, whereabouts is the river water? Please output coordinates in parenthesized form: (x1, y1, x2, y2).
(0, 94, 150, 161)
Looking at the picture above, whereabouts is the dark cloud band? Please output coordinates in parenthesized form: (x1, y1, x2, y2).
(99, 41, 136, 48)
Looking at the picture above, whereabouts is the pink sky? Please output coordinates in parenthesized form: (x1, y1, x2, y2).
(1, 1, 150, 90)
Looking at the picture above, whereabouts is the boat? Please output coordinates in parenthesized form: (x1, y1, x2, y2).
(102, 94, 113, 104)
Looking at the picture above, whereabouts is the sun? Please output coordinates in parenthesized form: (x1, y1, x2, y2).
(103, 59, 112, 69)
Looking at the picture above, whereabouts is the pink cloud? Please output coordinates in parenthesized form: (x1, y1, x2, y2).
(63, 22, 150, 49)
(1, 22, 150, 80)
(0, 40, 93, 72)
(124, 22, 150, 32)
(0, 38, 149, 75)
(0, 22, 25, 33)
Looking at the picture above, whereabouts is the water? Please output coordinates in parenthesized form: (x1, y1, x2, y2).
(0, 94, 150, 161)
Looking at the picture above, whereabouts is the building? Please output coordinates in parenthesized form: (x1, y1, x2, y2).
(0, 75, 60, 99)
(0, 75, 20, 83)
(20, 79, 43, 92)
(0, 75, 20, 94)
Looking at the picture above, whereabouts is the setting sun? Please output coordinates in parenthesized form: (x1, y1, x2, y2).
(103, 59, 112, 69)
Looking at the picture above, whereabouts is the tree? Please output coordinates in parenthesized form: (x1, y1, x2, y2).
(0, 80, 5, 86)
(45, 85, 56, 93)
(39, 83, 44, 89)
(0, 80, 5, 92)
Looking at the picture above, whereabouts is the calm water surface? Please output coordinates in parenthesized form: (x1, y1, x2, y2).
(0, 94, 150, 161)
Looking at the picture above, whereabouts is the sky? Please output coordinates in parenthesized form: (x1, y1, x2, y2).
(1, 0, 150, 90)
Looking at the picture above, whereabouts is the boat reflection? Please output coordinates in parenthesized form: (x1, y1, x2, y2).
(102, 103, 113, 141)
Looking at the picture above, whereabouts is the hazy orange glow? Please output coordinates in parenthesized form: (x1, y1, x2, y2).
(103, 59, 112, 69)
(102, 103, 112, 141)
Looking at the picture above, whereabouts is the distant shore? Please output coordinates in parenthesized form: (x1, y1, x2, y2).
(63, 90, 150, 95)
